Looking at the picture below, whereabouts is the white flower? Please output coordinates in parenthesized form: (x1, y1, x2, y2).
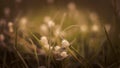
(43, 16, 55, 28)
(80, 25, 88, 32)
(47, 20, 55, 28)
(92, 24, 99, 32)
(20, 17, 27, 25)
(44, 44, 53, 50)
(40, 36, 48, 45)
(54, 46, 61, 51)
(8, 22, 14, 32)
(19, 17, 27, 31)
(44, 16, 51, 23)
(40, 24, 48, 35)
(60, 51, 68, 58)
(61, 39, 70, 48)
(8, 22, 13, 27)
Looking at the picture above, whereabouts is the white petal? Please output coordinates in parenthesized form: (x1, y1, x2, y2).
(61, 39, 70, 48)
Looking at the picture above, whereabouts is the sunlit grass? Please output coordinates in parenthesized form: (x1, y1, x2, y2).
(0, 2, 117, 68)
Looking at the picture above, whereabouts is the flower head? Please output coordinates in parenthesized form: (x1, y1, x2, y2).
(61, 39, 70, 48)
(20, 17, 27, 25)
(44, 16, 51, 23)
(92, 24, 99, 32)
(8, 22, 13, 27)
(40, 24, 48, 35)
(44, 44, 53, 50)
(40, 36, 48, 45)
(8, 22, 14, 32)
(47, 20, 55, 28)
(80, 25, 88, 32)
(60, 51, 68, 58)
(54, 46, 61, 51)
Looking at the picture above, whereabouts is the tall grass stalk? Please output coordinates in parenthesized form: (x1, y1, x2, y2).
(29, 39, 39, 67)
(14, 28, 29, 68)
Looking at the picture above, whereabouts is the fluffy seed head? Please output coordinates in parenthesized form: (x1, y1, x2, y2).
(60, 51, 68, 58)
(40, 36, 48, 45)
(61, 39, 70, 48)
(40, 24, 48, 35)
(92, 24, 99, 32)
(20, 17, 27, 25)
(54, 46, 61, 51)
(80, 25, 88, 32)
(47, 20, 55, 28)
(8, 22, 13, 27)
(44, 44, 53, 50)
